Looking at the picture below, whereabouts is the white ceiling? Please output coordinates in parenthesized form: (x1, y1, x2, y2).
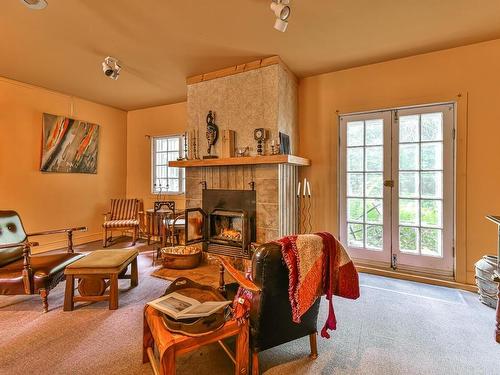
(2, 0, 500, 110)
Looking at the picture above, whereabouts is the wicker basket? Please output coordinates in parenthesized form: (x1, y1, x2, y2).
(160, 246, 202, 269)
(475, 255, 498, 308)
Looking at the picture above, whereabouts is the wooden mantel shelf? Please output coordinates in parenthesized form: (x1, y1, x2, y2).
(169, 154, 310, 168)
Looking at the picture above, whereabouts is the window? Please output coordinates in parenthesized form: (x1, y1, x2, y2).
(151, 135, 184, 194)
(339, 103, 455, 276)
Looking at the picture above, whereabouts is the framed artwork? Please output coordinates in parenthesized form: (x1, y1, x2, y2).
(40, 113, 99, 174)
(279, 132, 290, 155)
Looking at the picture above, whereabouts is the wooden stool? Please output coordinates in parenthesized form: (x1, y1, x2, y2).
(143, 306, 249, 375)
(64, 249, 138, 311)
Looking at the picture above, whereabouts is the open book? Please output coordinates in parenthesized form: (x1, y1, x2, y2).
(147, 292, 232, 320)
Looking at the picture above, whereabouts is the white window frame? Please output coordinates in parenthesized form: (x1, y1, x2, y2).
(151, 134, 185, 195)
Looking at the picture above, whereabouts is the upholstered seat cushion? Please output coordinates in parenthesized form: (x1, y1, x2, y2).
(0, 251, 85, 295)
(103, 219, 139, 228)
(65, 249, 138, 275)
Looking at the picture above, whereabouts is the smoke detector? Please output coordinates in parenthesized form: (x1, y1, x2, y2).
(20, 0, 48, 10)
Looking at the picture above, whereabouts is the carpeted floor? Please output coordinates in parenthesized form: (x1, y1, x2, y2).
(1, 238, 499, 375)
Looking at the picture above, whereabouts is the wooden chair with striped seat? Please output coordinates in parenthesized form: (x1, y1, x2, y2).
(103, 199, 140, 247)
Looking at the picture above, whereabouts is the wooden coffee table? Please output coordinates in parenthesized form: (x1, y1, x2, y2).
(143, 305, 249, 375)
(64, 249, 138, 311)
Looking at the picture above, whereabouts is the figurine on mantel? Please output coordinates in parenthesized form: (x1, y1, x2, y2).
(203, 111, 219, 159)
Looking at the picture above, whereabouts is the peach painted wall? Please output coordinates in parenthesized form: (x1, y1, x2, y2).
(298, 38, 500, 284)
(126, 102, 187, 210)
(0, 77, 127, 253)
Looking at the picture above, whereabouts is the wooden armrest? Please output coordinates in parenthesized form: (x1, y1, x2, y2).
(27, 226, 87, 237)
(215, 256, 260, 293)
(0, 241, 39, 250)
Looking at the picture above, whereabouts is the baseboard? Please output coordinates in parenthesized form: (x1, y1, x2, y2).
(31, 232, 103, 254)
(357, 265, 478, 292)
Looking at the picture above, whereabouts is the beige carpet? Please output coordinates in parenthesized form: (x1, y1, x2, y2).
(2, 238, 500, 375)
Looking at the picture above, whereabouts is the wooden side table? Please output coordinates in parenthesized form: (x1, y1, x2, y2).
(143, 306, 249, 375)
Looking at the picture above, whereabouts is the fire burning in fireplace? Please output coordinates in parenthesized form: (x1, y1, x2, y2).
(217, 227, 242, 241)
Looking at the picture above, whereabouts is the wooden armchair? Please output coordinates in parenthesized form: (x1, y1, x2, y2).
(0, 210, 87, 312)
(103, 198, 141, 247)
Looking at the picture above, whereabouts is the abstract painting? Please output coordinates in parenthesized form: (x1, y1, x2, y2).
(40, 113, 99, 173)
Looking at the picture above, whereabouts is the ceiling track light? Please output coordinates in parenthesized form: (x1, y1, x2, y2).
(20, 0, 48, 10)
(102, 56, 121, 80)
(270, 0, 290, 32)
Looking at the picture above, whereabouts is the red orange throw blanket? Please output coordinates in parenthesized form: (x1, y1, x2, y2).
(275, 232, 360, 338)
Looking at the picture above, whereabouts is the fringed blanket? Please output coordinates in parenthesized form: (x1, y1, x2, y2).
(275, 232, 360, 338)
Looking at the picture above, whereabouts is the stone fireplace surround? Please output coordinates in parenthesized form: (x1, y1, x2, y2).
(184, 58, 301, 246)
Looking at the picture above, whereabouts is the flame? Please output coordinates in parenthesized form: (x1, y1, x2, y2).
(219, 228, 242, 241)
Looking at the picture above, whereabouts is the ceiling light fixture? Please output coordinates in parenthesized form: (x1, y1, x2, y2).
(102, 56, 121, 80)
(270, 0, 290, 32)
(20, 0, 48, 10)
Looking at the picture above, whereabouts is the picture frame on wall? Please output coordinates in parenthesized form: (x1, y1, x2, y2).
(40, 113, 100, 174)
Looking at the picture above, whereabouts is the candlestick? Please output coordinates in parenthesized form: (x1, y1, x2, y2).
(307, 181, 311, 197)
(303, 178, 307, 197)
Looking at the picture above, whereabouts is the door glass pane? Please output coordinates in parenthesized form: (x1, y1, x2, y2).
(365, 146, 383, 171)
(421, 229, 442, 256)
(365, 120, 383, 145)
(399, 115, 419, 142)
(347, 122, 364, 146)
(366, 225, 383, 249)
(421, 172, 443, 199)
(399, 172, 419, 198)
(421, 113, 443, 141)
(399, 199, 419, 226)
(347, 198, 364, 222)
(400, 226, 419, 253)
(420, 200, 442, 228)
(399, 144, 419, 170)
(347, 173, 364, 197)
(421, 143, 442, 170)
(365, 199, 383, 224)
(347, 148, 364, 171)
(348, 223, 364, 247)
(365, 173, 383, 198)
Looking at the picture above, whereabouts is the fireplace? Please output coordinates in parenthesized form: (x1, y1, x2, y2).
(203, 189, 256, 259)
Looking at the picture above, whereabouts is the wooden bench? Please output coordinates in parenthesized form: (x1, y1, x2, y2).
(63, 249, 138, 311)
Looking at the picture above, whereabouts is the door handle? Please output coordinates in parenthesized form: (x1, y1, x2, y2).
(384, 180, 394, 188)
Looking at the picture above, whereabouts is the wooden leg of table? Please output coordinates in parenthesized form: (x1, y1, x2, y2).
(64, 275, 75, 311)
(131, 257, 139, 288)
(235, 321, 250, 375)
(160, 346, 176, 375)
(109, 273, 119, 310)
(251, 352, 259, 375)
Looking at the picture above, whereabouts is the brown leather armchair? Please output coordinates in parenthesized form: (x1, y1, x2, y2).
(0, 210, 86, 312)
(218, 242, 320, 375)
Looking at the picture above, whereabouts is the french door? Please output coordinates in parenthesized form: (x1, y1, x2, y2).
(339, 103, 455, 276)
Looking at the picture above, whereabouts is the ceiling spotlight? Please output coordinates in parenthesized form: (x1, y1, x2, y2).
(102, 56, 121, 80)
(20, 0, 48, 10)
(270, 0, 290, 32)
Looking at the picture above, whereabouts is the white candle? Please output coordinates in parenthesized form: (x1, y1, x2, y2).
(297, 182, 301, 197)
(307, 181, 311, 197)
(271, 139, 275, 146)
(303, 178, 307, 197)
